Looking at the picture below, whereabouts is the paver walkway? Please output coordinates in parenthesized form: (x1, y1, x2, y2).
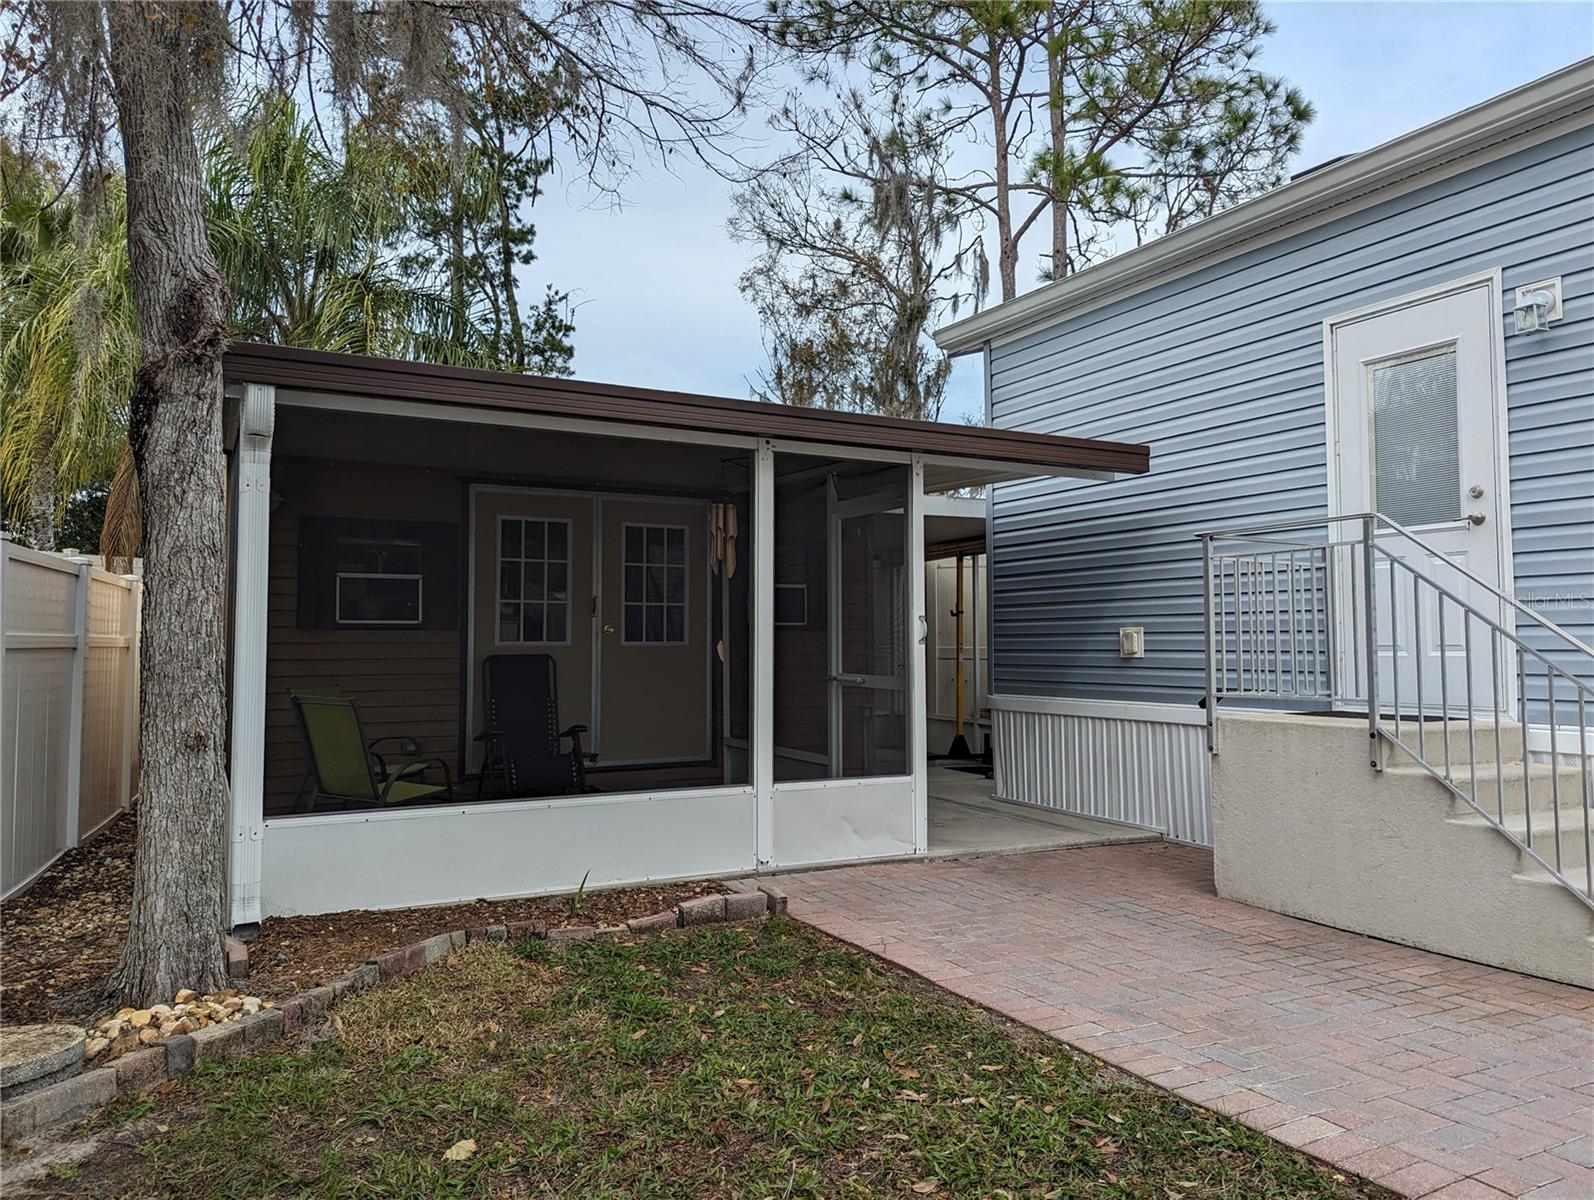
(768, 843, 1594, 1199)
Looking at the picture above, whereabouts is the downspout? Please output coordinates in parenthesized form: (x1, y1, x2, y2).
(227, 382, 275, 930)
(982, 341, 997, 753)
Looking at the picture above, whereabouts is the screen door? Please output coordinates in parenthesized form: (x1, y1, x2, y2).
(827, 480, 910, 778)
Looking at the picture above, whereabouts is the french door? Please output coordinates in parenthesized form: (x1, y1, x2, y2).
(468, 486, 710, 771)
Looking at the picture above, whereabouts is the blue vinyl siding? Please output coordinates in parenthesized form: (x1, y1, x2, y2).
(988, 125, 1594, 706)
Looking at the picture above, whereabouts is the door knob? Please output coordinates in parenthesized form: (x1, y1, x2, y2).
(602, 623, 616, 634)
(1466, 512, 1486, 526)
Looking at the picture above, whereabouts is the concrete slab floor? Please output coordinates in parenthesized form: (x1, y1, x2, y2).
(926, 763, 1157, 859)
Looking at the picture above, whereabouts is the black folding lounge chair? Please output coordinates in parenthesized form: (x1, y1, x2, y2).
(290, 688, 454, 812)
(476, 654, 595, 799)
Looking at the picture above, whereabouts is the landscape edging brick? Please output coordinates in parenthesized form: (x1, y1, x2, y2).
(3, 889, 768, 1140)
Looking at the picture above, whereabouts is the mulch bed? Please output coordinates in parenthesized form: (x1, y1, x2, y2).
(0, 808, 724, 1027)
(243, 881, 725, 997)
(1, 815, 137, 1027)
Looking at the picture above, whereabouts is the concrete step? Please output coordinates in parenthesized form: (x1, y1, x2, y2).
(1511, 859, 1594, 906)
(1384, 719, 1526, 768)
(1387, 760, 1590, 817)
(1453, 803, 1594, 876)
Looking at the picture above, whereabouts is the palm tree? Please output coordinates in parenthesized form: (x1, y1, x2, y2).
(0, 149, 135, 551)
(1, 100, 508, 550)
(205, 97, 497, 365)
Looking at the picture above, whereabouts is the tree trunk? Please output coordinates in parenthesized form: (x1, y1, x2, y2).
(106, 0, 232, 1006)
(987, 45, 1017, 302)
(490, 113, 527, 370)
(1047, 6, 1068, 278)
(24, 445, 57, 552)
(449, 115, 468, 348)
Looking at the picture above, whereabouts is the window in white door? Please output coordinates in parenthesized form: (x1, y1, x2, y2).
(497, 517, 570, 643)
(1369, 344, 1460, 527)
(622, 524, 688, 644)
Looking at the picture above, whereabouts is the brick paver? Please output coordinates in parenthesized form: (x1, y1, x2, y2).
(766, 843, 1594, 1199)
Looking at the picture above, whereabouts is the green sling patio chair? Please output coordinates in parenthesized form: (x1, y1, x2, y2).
(290, 688, 454, 812)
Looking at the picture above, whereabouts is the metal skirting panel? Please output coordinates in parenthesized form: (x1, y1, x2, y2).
(992, 703, 1211, 846)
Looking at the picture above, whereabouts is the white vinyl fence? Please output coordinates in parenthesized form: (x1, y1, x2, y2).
(1, 535, 141, 898)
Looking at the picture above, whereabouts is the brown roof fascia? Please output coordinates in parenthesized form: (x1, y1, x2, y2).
(223, 342, 1149, 476)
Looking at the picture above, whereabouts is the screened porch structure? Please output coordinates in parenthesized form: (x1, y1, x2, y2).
(222, 345, 1148, 922)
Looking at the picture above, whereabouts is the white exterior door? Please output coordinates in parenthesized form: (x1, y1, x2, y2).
(1328, 277, 1508, 714)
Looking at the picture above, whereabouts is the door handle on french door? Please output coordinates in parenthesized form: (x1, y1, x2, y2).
(1466, 512, 1486, 526)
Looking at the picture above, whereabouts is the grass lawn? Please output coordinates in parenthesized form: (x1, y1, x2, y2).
(38, 921, 1385, 1199)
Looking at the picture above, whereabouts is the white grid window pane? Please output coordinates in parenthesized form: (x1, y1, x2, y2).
(1371, 347, 1460, 527)
(623, 524, 688, 643)
(498, 517, 570, 644)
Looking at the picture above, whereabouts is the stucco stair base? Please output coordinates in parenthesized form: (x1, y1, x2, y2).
(1212, 712, 1594, 990)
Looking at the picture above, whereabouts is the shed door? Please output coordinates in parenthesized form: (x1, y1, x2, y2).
(1328, 278, 1507, 713)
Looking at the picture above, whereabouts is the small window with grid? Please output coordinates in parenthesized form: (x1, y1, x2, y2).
(498, 517, 570, 644)
(623, 524, 687, 644)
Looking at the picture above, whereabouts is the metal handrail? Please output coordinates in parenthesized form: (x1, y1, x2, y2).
(1198, 511, 1594, 910)
(1200, 512, 1594, 658)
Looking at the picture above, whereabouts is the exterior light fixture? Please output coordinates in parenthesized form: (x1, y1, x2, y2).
(1513, 278, 1563, 334)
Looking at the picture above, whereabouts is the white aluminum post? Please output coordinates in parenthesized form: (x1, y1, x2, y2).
(228, 382, 275, 926)
(825, 474, 842, 776)
(1362, 514, 1381, 769)
(908, 457, 928, 853)
(981, 343, 996, 739)
(62, 558, 90, 848)
(753, 440, 775, 867)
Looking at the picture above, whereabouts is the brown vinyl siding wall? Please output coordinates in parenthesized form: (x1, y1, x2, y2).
(264, 457, 463, 815)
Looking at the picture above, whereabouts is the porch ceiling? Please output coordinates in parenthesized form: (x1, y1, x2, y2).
(225, 343, 1149, 483)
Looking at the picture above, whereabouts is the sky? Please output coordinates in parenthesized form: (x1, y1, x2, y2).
(525, 2, 1594, 425)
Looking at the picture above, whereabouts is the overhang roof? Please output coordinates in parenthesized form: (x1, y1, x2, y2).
(223, 342, 1149, 479)
(935, 58, 1594, 355)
